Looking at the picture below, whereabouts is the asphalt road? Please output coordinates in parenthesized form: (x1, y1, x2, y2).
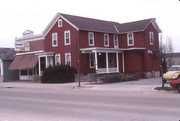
(0, 86, 180, 121)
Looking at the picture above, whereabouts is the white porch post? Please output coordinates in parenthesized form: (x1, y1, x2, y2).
(122, 52, 125, 73)
(116, 52, 119, 72)
(106, 52, 109, 73)
(94, 51, 98, 73)
(45, 55, 48, 68)
(38, 56, 41, 76)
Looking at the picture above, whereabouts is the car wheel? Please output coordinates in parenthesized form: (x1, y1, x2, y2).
(177, 84, 180, 93)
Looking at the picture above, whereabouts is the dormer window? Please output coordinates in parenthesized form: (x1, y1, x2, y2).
(127, 32, 134, 46)
(149, 32, 154, 45)
(58, 19, 62, 27)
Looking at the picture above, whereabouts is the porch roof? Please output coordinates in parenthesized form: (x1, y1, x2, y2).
(9, 54, 38, 70)
(80, 47, 145, 53)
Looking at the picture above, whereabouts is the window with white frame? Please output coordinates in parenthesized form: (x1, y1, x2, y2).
(55, 54, 61, 65)
(127, 32, 134, 46)
(65, 53, 71, 66)
(88, 32, 94, 46)
(89, 53, 95, 68)
(104, 34, 109, 47)
(114, 35, 119, 48)
(58, 19, 62, 27)
(64, 30, 71, 45)
(47, 57, 53, 67)
(149, 32, 154, 45)
(52, 33, 58, 47)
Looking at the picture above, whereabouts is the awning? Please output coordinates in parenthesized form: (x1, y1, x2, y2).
(9, 54, 38, 70)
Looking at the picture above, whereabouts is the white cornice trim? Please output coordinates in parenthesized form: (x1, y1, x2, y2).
(80, 47, 145, 53)
(16, 50, 44, 55)
(42, 13, 79, 36)
(59, 14, 79, 31)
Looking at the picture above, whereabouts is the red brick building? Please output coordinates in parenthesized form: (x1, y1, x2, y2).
(9, 13, 161, 81)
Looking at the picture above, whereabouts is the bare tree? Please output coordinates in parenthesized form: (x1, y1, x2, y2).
(159, 36, 174, 74)
(159, 36, 174, 87)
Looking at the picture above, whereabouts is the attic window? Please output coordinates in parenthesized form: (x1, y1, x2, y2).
(58, 19, 62, 27)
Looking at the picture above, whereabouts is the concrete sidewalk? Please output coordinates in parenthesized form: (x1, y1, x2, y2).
(0, 78, 164, 92)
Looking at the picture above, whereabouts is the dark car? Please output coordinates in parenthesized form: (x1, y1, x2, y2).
(170, 79, 180, 93)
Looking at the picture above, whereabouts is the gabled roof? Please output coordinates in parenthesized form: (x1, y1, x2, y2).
(60, 13, 120, 34)
(117, 18, 161, 33)
(43, 13, 161, 35)
(0, 48, 16, 61)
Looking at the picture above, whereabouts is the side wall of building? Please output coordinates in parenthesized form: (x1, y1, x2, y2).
(3, 60, 18, 81)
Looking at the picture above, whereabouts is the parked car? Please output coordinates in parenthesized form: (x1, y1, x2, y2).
(170, 79, 180, 93)
(162, 65, 180, 83)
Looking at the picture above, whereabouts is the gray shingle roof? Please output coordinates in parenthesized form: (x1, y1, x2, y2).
(60, 13, 157, 34)
(60, 13, 120, 34)
(117, 18, 153, 33)
(0, 48, 16, 60)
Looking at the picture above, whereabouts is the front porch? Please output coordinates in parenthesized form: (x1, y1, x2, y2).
(81, 47, 123, 74)
(9, 52, 54, 81)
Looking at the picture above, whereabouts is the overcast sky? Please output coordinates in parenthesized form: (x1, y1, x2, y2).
(0, 0, 180, 52)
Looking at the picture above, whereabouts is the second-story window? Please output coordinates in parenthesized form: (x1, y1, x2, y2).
(52, 33, 58, 47)
(104, 34, 109, 47)
(127, 32, 134, 46)
(64, 30, 71, 45)
(114, 35, 119, 48)
(149, 32, 154, 45)
(88, 32, 94, 46)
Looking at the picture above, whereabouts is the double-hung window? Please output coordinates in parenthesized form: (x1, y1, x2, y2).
(104, 34, 109, 47)
(149, 32, 154, 45)
(89, 53, 95, 68)
(114, 35, 119, 48)
(55, 54, 61, 65)
(64, 30, 71, 45)
(88, 32, 94, 46)
(52, 33, 58, 47)
(127, 32, 134, 46)
(65, 53, 71, 66)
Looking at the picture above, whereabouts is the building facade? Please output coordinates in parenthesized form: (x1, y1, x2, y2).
(9, 13, 161, 81)
(0, 48, 18, 82)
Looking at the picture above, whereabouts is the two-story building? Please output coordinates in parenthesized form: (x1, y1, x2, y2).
(9, 13, 161, 81)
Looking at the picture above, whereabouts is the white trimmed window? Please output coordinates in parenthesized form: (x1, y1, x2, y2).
(114, 35, 119, 48)
(55, 54, 61, 65)
(89, 53, 95, 68)
(64, 30, 71, 45)
(47, 57, 53, 67)
(58, 19, 62, 27)
(88, 32, 94, 46)
(104, 34, 109, 47)
(149, 32, 154, 45)
(127, 32, 134, 46)
(65, 53, 71, 66)
(52, 33, 58, 47)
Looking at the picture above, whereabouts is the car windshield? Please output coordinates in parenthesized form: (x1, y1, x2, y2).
(168, 67, 180, 71)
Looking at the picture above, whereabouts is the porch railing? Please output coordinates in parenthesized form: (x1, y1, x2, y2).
(96, 67, 118, 74)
